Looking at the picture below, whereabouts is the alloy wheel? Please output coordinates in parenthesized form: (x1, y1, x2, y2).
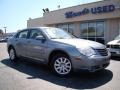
(9, 49, 15, 61)
(54, 57, 72, 75)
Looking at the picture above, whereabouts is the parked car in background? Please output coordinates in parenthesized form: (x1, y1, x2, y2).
(0, 38, 5, 42)
(0, 33, 15, 42)
(107, 35, 120, 57)
(5, 34, 15, 42)
(0, 37, 9, 42)
(7, 27, 111, 76)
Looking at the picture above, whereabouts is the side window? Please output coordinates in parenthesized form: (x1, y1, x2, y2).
(29, 29, 43, 39)
(18, 30, 28, 39)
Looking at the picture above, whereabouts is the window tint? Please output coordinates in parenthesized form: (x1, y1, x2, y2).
(18, 30, 28, 38)
(29, 29, 43, 39)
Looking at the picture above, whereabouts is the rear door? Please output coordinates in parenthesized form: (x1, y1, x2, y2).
(15, 30, 29, 57)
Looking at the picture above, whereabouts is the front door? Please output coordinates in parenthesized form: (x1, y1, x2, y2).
(26, 29, 47, 62)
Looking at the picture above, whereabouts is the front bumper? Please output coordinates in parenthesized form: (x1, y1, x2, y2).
(108, 48, 120, 56)
(71, 54, 111, 72)
(87, 63, 109, 72)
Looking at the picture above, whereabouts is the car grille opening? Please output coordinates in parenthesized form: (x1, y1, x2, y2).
(95, 49, 108, 56)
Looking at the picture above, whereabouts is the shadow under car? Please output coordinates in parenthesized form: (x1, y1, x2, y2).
(1, 58, 113, 89)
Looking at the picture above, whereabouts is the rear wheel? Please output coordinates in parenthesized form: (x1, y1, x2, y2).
(51, 54, 72, 77)
(9, 47, 17, 62)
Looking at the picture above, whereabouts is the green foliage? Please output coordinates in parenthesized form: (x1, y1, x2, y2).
(0, 29, 4, 35)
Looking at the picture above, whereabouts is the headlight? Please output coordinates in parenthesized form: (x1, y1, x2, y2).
(77, 47, 96, 57)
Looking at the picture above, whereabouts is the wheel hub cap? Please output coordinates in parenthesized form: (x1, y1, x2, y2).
(54, 57, 71, 75)
(10, 49, 15, 60)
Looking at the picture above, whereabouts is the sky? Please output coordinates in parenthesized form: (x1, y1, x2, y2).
(0, 0, 102, 33)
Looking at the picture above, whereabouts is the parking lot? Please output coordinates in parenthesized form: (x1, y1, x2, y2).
(0, 43, 120, 90)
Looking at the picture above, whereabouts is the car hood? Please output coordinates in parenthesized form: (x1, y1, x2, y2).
(107, 39, 120, 45)
(52, 38, 106, 49)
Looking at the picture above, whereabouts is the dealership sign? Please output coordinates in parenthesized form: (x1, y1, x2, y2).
(65, 4, 115, 18)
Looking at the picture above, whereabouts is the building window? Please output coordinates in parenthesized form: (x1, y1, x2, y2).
(88, 23, 96, 41)
(56, 23, 75, 35)
(68, 24, 75, 35)
(81, 23, 88, 38)
(96, 22, 104, 37)
(57, 24, 68, 32)
(80, 21, 105, 44)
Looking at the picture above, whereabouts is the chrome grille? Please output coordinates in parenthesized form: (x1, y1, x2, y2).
(107, 45, 120, 49)
(96, 49, 108, 56)
(111, 45, 120, 49)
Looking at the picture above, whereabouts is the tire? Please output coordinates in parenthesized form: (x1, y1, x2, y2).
(51, 54, 73, 77)
(9, 47, 17, 62)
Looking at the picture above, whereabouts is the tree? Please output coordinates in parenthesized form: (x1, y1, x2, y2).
(0, 29, 4, 35)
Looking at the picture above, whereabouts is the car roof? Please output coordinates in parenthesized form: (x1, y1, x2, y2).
(27, 27, 56, 30)
(17, 27, 58, 34)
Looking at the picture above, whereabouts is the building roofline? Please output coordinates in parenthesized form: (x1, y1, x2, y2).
(45, 0, 104, 13)
(27, 17, 43, 21)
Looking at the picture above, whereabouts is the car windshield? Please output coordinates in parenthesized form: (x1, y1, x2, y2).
(42, 28, 75, 39)
(115, 35, 120, 40)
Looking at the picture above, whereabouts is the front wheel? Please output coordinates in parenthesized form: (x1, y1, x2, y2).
(51, 54, 73, 77)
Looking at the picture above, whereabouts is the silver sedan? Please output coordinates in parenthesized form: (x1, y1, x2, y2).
(7, 27, 111, 76)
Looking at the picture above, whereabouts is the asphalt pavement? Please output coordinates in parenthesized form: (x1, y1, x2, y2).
(0, 43, 120, 90)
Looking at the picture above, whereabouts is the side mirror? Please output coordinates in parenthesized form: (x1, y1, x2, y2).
(36, 35, 46, 42)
